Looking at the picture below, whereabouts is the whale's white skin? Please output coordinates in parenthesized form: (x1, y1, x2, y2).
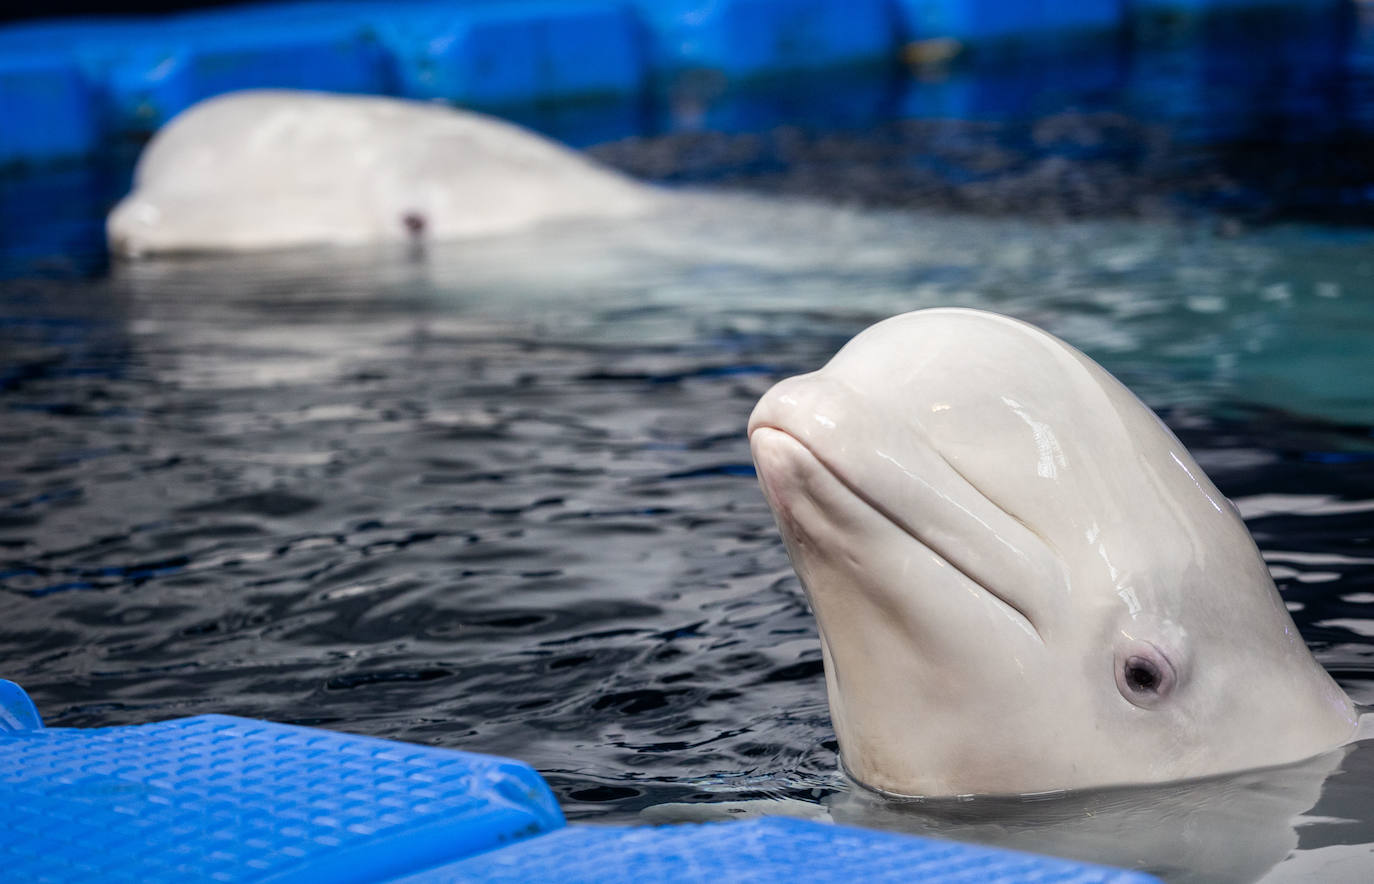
(748, 307, 1356, 797)
(107, 90, 654, 256)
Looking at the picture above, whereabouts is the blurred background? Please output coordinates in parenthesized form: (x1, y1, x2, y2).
(6, 0, 1374, 274)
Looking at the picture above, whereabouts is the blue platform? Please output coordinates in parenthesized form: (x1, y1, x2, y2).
(0, 713, 565, 882)
(0, 680, 1159, 882)
(0, 0, 1348, 167)
(396, 817, 1157, 883)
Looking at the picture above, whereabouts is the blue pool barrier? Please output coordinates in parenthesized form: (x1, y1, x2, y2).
(0, 0, 1349, 167)
(376, 2, 645, 106)
(0, 680, 41, 732)
(0, 57, 100, 167)
(0, 680, 1160, 882)
(629, 0, 899, 77)
(104, 19, 394, 132)
(895, 0, 1125, 47)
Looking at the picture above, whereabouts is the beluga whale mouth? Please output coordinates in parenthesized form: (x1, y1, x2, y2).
(748, 308, 1356, 797)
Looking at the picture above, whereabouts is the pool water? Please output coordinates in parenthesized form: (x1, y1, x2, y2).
(1, 193, 1372, 881)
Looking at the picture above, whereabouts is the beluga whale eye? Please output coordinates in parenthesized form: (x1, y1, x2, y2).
(1115, 641, 1176, 708)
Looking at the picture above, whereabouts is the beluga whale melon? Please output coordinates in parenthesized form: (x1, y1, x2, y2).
(107, 89, 655, 257)
(748, 307, 1356, 797)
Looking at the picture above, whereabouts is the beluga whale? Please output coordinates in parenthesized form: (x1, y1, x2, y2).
(107, 90, 655, 257)
(748, 308, 1356, 798)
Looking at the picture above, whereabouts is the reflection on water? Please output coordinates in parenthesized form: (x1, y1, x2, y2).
(798, 733, 1374, 884)
(760, 720, 1374, 884)
(1, 196, 1373, 880)
(827, 742, 1347, 884)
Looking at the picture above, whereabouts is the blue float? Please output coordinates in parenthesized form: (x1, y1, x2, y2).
(0, 0, 1361, 165)
(0, 680, 1160, 882)
(401, 817, 1159, 883)
(897, 41, 1128, 120)
(0, 57, 99, 167)
(0, 681, 565, 882)
(104, 20, 392, 132)
(629, 0, 898, 77)
(377, 2, 645, 105)
(1125, 2, 1353, 142)
(1131, 0, 1341, 12)
(893, 0, 1123, 46)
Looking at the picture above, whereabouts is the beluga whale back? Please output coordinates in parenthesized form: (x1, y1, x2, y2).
(107, 90, 655, 256)
(748, 308, 1355, 797)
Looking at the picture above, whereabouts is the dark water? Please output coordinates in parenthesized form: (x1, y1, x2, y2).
(1, 203, 1372, 844)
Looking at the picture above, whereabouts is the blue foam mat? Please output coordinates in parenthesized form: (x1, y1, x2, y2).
(0, 681, 1161, 882)
(0, 680, 42, 732)
(392, 817, 1160, 884)
(0, 711, 563, 882)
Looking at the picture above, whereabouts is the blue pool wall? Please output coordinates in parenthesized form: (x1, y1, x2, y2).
(0, 0, 1357, 167)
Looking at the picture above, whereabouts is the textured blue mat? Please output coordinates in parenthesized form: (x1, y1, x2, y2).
(0, 681, 1162, 882)
(0, 712, 564, 882)
(393, 817, 1160, 883)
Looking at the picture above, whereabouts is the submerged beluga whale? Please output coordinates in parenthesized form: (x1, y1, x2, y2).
(107, 90, 655, 256)
(748, 308, 1356, 798)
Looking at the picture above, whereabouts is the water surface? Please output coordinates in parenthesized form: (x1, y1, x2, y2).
(1, 194, 1373, 880)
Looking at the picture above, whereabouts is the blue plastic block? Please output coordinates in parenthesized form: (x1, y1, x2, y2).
(631, 0, 899, 76)
(895, 0, 1038, 43)
(1130, 0, 1303, 11)
(899, 43, 1127, 120)
(0, 714, 564, 882)
(0, 680, 42, 732)
(394, 817, 1162, 883)
(0, 18, 156, 61)
(655, 67, 898, 134)
(502, 98, 649, 149)
(0, 145, 133, 277)
(1041, 1, 1124, 34)
(104, 22, 392, 132)
(894, 1, 1123, 45)
(0, 8, 393, 135)
(0, 19, 183, 116)
(378, 2, 644, 105)
(0, 57, 99, 165)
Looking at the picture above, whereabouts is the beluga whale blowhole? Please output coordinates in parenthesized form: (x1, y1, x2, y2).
(107, 90, 656, 257)
(748, 307, 1356, 797)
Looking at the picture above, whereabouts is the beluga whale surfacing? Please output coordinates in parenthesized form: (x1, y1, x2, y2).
(748, 308, 1356, 797)
(107, 90, 655, 256)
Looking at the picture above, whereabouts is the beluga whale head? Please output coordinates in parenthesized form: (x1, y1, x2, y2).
(748, 308, 1355, 797)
